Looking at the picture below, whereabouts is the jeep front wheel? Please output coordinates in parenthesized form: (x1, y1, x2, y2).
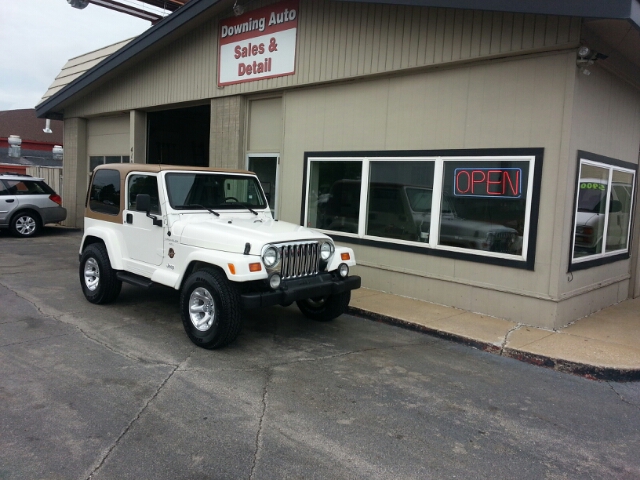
(180, 268, 242, 349)
(79, 243, 122, 304)
(296, 291, 351, 322)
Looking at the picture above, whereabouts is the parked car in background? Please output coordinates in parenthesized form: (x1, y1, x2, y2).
(318, 180, 520, 254)
(573, 178, 633, 256)
(0, 173, 67, 237)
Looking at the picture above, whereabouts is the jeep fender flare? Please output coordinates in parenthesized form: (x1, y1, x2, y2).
(327, 246, 357, 271)
(175, 249, 267, 290)
(80, 227, 126, 270)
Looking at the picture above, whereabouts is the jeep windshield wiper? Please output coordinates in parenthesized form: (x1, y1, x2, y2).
(179, 204, 220, 216)
(224, 202, 258, 215)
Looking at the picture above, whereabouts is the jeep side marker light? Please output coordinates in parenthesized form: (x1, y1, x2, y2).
(228, 264, 236, 275)
(249, 263, 262, 272)
(341, 252, 351, 261)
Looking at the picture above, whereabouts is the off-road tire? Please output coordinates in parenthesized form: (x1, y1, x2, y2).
(79, 243, 122, 304)
(296, 291, 351, 322)
(10, 211, 41, 237)
(180, 268, 243, 349)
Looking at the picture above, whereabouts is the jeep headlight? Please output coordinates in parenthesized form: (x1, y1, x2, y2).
(262, 246, 279, 268)
(320, 241, 334, 261)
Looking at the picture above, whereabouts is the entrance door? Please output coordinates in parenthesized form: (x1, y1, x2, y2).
(248, 155, 279, 217)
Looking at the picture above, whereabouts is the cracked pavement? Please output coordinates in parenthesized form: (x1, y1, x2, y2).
(1, 227, 640, 479)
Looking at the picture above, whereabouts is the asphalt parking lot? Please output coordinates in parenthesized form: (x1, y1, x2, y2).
(1, 227, 640, 479)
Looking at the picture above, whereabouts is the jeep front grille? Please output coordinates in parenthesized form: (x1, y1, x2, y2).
(279, 242, 321, 280)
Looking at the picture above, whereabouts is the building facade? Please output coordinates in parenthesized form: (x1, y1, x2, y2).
(37, 0, 640, 329)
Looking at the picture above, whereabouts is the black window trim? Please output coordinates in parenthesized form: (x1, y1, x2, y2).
(301, 148, 544, 271)
(568, 150, 637, 273)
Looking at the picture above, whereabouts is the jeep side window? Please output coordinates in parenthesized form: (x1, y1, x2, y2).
(128, 174, 160, 214)
(90, 169, 121, 216)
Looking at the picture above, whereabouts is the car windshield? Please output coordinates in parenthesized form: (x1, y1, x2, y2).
(165, 172, 267, 210)
(405, 187, 432, 213)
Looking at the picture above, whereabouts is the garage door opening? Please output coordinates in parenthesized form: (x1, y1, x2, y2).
(147, 105, 210, 166)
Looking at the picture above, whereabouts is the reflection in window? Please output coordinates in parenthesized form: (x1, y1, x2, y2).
(366, 161, 434, 242)
(307, 161, 362, 233)
(572, 159, 635, 261)
(89, 169, 121, 215)
(441, 161, 529, 255)
(305, 153, 538, 264)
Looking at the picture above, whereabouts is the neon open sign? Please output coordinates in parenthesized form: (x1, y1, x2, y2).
(454, 168, 522, 198)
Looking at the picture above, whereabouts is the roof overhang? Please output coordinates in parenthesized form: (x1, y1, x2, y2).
(337, 0, 640, 27)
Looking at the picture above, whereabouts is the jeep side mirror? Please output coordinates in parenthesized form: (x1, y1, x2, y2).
(136, 194, 151, 213)
(135, 193, 162, 227)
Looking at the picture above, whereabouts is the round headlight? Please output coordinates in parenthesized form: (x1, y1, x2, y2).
(338, 263, 349, 278)
(263, 246, 279, 268)
(320, 242, 334, 261)
(269, 273, 281, 290)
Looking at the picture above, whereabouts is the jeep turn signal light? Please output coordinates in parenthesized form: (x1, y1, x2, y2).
(249, 263, 262, 272)
(228, 264, 236, 275)
(341, 253, 351, 261)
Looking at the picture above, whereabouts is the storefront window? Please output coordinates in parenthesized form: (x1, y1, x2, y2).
(441, 160, 529, 255)
(304, 150, 540, 268)
(571, 155, 636, 266)
(90, 155, 130, 172)
(307, 160, 362, 233)
(366, 161, 434, 242)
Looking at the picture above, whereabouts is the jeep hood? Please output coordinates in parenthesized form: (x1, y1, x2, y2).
(175, 216, 329, 254)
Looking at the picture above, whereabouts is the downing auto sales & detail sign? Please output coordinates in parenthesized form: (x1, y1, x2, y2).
(218, 0, 299, 86)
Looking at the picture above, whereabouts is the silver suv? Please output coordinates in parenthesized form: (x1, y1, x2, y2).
(0, 173, 67, 237)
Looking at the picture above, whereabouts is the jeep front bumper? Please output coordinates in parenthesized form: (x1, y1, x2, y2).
(241, 273, 361, 309)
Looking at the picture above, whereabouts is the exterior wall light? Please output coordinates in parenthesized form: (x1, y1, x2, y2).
(576, 45, 608, 76)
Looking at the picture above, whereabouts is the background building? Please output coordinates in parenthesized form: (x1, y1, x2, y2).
(36, 0, 640, 329)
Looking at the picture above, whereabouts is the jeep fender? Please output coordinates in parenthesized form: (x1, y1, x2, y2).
(174, 249, 268, 289)
(80, 226, 126, 270)
(327, 246, 357, 272)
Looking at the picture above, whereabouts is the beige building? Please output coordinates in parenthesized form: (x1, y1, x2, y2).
(37, 0, 640, 329)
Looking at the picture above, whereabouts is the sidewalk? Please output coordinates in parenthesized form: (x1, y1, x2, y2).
(348, 288, 640, 381)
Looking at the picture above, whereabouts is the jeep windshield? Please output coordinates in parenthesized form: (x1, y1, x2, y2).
(165, 172, 267, 211)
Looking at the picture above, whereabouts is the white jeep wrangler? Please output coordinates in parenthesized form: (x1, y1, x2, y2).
(79, 164, 360, 349)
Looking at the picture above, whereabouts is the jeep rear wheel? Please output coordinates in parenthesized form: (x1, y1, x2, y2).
(180, 268, 242, 349)
(296, 291, 351, 322)
(79, 243, 122, 304)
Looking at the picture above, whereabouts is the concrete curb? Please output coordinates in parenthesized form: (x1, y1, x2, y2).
(348, 306, 640, 382)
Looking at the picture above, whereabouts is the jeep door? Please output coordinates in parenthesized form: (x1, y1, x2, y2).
(123, 174, 164, 266)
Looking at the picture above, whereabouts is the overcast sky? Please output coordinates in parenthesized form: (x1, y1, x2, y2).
(0, 0, 153, 111)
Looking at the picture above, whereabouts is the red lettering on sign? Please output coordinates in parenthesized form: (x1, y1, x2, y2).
(454, 168, 522, 198)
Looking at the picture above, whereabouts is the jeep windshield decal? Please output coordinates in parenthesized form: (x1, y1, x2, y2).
(165, 172, 267, 211)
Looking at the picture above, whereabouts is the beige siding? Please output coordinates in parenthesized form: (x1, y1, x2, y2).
(247, 97, 283, 152)
(210, 96, 246, 168)
(280, 52, 573, 325)
(87, 115, 130, 156)
(62, 118, 88, 228)
(556, 65, 640, 309)
(64, 1, 580, 118)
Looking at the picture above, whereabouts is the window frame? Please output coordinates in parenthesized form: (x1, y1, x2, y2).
(89, 155, 130, 172)
(302, 149, 543, 270)
(569, 151, 637, 272)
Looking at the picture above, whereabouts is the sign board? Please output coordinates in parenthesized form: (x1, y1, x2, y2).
(453, 168, 522, 198)
(218, 0, 299, 86)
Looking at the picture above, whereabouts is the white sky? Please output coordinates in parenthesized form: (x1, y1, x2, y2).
(0, 0, 153, 111)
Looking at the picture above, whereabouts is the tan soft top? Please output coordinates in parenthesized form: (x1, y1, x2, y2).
(93, 163, 254, 176)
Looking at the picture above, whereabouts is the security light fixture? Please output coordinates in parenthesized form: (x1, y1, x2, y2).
(233, 0, 244, 16)
(576, 45, 608, 76)
(68, 0, 89, 8)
